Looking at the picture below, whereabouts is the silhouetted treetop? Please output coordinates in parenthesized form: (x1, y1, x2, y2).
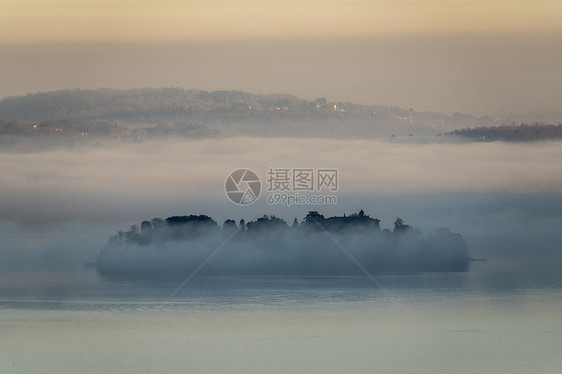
(246, 215, 288, 232)
(165, 214, 216, 226)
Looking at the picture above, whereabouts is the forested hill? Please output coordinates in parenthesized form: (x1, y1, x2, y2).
(448, 123, 562, 142)
(0, 88, 305, 124)
(0, 87, 492, 139)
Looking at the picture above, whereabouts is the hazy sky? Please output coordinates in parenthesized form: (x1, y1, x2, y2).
(1, 1, 561, 115)
(2, 0, 562, 43)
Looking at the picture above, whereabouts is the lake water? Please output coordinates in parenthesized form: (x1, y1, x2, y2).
(1, 264, 561, 373)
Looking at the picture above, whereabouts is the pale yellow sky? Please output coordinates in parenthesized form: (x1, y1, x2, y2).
(1, 1, 561, 116)
(1, 0, 561, 43)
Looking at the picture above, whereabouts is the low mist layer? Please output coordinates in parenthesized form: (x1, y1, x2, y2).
(1, 137, 561, 224)
(0, 137, 561, 283)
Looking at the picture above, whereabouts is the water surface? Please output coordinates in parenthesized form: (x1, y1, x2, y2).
(1, 266, 561, 373)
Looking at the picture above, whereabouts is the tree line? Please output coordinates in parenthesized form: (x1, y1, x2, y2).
(108, 210, 416, 247)
(448, 123, 562, 142)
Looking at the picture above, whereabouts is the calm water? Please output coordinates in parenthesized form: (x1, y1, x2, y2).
(1, 265, 562, 373)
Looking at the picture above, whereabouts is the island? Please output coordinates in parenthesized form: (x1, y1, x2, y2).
(94, 210, 471, 279)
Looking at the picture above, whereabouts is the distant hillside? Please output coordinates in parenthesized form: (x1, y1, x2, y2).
(0, 88, 494, 141)
(447, 123, 562, 142)
(0, 119, 217, 152)
(0, 88, 306, 124)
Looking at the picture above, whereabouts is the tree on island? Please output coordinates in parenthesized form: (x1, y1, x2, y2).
(393, 217, 411, 234)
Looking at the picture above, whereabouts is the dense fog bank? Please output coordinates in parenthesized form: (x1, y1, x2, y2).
(0, 138, 560, 284)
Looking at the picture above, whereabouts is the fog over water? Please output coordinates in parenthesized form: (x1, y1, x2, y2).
(0, 137, 561, 283)
(1, 137, 561, 374)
